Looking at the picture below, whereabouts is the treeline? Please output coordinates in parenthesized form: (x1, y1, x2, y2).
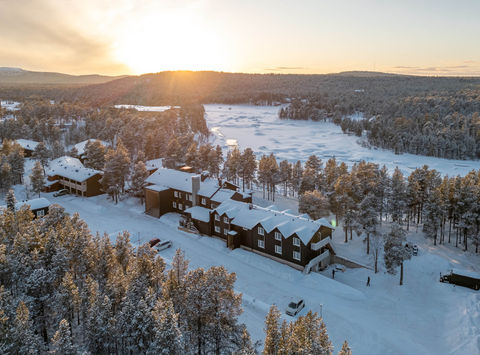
(280, 89, 480, 160)
(220, 150, 480, 254)
(0, 194, 351, 354)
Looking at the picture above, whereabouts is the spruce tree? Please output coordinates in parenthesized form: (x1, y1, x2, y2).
(338, 340, 353, 355)
(5, 189, 16, 211)
(84, 140, 107, 170)
(32, 142, 50, 174)
(30, 161, 45, 198)
(299, 190, 330, 220)
(148, 299, 184, 355)
(384, 223, 411, 285)
(131, 161, 149, 204)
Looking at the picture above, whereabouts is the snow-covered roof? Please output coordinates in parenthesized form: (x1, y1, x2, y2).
(15, 139, 39, 151)
(1, 197, 51, 211)
(210, 189, 235, 203)
(146, 168, 230, 197)
(213, 200, 334, 245)
(184, 206, 211, 222)
(146, 184, 169, 192)
(73, 139, 109, 156)
(47, 156, 102, 182)
(145, 158, 163, 171)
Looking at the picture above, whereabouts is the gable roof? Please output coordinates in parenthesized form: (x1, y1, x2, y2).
(1, 197, 50, 211)
(47, 156, 102, 182)
(15, 139, 39, 151)
(145, 168, 236, 197)
(213, 200, 334, 245)
(73, 139, 109, 156)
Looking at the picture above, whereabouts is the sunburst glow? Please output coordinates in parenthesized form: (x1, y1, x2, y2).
(113, 11, 229, 74)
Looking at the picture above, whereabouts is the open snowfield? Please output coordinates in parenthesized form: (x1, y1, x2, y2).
(204, 104, 480, 177)
(30, 189, 479, 355)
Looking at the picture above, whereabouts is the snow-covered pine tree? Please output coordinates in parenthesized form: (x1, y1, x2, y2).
(30, 161, 45, 198)
(131, 161, 149, 203)
(240, 148, 257, 191)
(290, 161, 303, 197)
(51, 140, 65, 159)
(279, 160, 292, 196)
(0, 161, 12, 191)
(12, 301, 45, 354)
(338, 340, 353, 355)
(235, 326, 256, 355)
(50, 319, 77, 355)
(263, 305, 281, 355)
(32, 142, 50, 174)
(299, 190, 330, 220)
(389, 167, 407, 224)
(423, 188, 443, 246)
(7, 144, 25, 184)
(384, 223, 411, 285)
(5, 189, 16, 211)
(356, 193, 379, 254)
(84, 139, 107, 170)
(148, 299, 184, 355)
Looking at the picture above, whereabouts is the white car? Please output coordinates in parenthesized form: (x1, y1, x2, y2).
(286, 298, 305, 316)
(155, 240, 172, 252)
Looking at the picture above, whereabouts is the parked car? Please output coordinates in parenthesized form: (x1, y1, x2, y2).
(286, 298, 305, 316)
(53, 189, 69, 197)
(440, 269, 480, 290)
(155, 240, 172, 252)
(149, 238, 161, 248)
(412, 245, 418, 256)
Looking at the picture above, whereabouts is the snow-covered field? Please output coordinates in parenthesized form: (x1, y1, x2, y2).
(204, 104, 480, 176)
(36, 190, 479, 355)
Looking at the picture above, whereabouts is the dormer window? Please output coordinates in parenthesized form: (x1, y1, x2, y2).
(275, 231, 282, 241)
(174, 191, 179, 198)
(223, 216, 229, 224)
(293, 237, 300, 247)
(258, 227, 264, 236)
(201, 198, 206, 205)
(215, 214, 220, 221)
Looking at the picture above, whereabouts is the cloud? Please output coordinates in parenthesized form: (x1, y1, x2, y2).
(0, 0, 130, 75)
(264, 66, 306, 72)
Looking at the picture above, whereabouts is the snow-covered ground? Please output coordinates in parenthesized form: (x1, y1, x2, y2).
(33, 190, 479, 355)
(113, 104, 178, 112)
(0, 100, 20, 111)
(204, 104, 480, 177)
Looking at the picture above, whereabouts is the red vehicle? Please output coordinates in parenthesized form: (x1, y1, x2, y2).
(149, 238, 161, 248)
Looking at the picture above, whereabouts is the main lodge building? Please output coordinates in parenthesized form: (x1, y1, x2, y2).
(145, 167, 336, 272)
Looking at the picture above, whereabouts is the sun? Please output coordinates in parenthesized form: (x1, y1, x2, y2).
(113, 11, 229, 74)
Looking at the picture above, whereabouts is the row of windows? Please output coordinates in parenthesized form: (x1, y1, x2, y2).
(214, 226, 229, 235)
(257, 239, 301, 260)
(214, 214, 229, 223)
(173, 190, 207, 205)
(172, 202, 187, 210)
(258, 227, 299, 245)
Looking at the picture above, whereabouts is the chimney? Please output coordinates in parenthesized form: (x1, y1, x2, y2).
(192, 175, 200, 206)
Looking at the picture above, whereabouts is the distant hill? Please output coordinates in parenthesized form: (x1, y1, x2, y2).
(0, 67, 125, 85)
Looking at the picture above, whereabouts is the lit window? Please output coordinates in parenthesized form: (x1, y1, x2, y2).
(293, 251, 301, 261)
(173, 201, 177, 208)
(275, 245, 282, 254)
(201, 198, 206, 205)
(275, 231, 282, 241)
(215, 214, 220, 221)
(215, 226, 221, 233)
(258, 239, 265, 248)
(293, 237, 300, 247)
(223, 217, 229, 224)
(258, 227, 264, 235)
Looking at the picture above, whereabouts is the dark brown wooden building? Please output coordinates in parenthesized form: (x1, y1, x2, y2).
(45, 156, 103, 197)
(144, 168, 252, 218)
(1, 197, 51, 219)
(186, 199, 335, 271)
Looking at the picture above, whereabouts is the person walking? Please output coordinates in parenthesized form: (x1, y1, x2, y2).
(366, 276, 371, 286)
(332, 269, 336, 279)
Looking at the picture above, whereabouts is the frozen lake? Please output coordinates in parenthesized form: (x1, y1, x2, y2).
(204, 104, 480, 176)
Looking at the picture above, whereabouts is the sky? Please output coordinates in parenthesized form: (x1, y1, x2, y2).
(1, 0, 480, 76)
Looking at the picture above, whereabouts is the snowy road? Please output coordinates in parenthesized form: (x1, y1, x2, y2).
(48, 192, 480, 355)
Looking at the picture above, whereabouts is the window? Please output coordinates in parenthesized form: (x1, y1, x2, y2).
(215, 214, 220, 221)
(172, 201, 177, 208)
(293, 237, 300, 247)
(215, 226, 221, 233)
(188, 194, 192, 201)
(275, 245, 282, 254)
(275, 231, 282, 241)
(178, 192, 182, 199)
(293, 251, 301, 261)
(224, 228, 228, 235)
(174, 191, 178, 198)
(201, 198, 206, 205)
(179, 203, 183, 210)
(258, 227, 264, 235)
(258, 239, 265, 248)
(36, 210, 45, 217)
(223, 216, 229, 224)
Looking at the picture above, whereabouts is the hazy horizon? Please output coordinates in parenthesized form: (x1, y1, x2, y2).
(1, 0, 480, 77)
